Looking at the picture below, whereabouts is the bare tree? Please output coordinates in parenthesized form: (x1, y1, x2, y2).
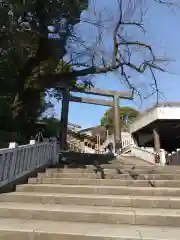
(51, 0, 179, 103)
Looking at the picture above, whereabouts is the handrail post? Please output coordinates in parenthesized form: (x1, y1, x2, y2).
(8, 142, 18, 182)
(29, 139, 36, 168)
(159, 149, 166, 166)
(29, 139, 36, 145)
(51, 138, 58, 166)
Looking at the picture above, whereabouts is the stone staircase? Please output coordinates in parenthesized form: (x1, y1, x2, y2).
(1, 157, 180, 239)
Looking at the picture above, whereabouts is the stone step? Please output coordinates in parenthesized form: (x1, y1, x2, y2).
(42, 172, 180, 180)
(0, 202, 180, 226)
(1, 192, 180, 209)
(47, 165, 177, 171)
(135, 174, 180, 180)
(109, 168, 180, 175)
(0, 217, 180, 240)
(42, 172, 135, 180)
(45, 172, 134, 179)
(28, 177, 180, 188)
(45, 166, 164, 174)
(16, 184, 180, 196)
(46, 168, 95, 174)
(122, 169, 180, 174)
(105, 162, 155, 167)
(102, 164, 180, 171)
(45, 169, 118, 175)
(108, 162, 179, 168)
(43, 169, 117, 178)
(46, 166, 180, 174)
(116, 162, 155, 167)
(45, 168, 118, 176)
(100, 165, 154, 170)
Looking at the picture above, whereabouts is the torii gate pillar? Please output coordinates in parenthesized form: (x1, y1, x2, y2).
(113, 95, 122, 152)
(59, 89, 69, 150)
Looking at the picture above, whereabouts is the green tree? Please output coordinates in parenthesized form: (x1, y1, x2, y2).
(0, 0, 88, 119)
(0, 47, 53, 144)
(41, 117, 60, 138)
(0, 0, 87, 143)
(101, 106, 139, 133)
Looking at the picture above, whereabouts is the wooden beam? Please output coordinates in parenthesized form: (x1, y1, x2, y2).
(71, 87, 133, 99)
(69, 95, 114, 107)
(56, 81, 133, 99)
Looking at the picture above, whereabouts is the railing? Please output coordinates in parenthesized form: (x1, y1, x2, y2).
(0, 140, 57, 187)
(122, 144, 167, 165)
(67, 140, 82, 152)
(122, 144, 156, 164)
(122, 133, 135, 149)
(102, 132, 135, 150)
(130, 146, 157, 164)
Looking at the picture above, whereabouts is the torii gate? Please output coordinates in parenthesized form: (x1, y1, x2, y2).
(59, 86, 133, 152)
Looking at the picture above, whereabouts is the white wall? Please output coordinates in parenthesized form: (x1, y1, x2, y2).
(157, 107, 180, 119)
(130, 108, 158, 133)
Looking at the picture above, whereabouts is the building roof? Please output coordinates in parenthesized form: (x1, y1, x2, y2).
(136, 102, 180, 120)
(68, 122, 81, 128)
(79, 126, 98, 133)
(130, 101, 180, 133)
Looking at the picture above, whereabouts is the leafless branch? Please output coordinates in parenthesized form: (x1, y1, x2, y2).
(56, 0, 177, 103)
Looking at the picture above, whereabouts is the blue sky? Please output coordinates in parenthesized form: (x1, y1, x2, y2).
(51, 1, 180, 129)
